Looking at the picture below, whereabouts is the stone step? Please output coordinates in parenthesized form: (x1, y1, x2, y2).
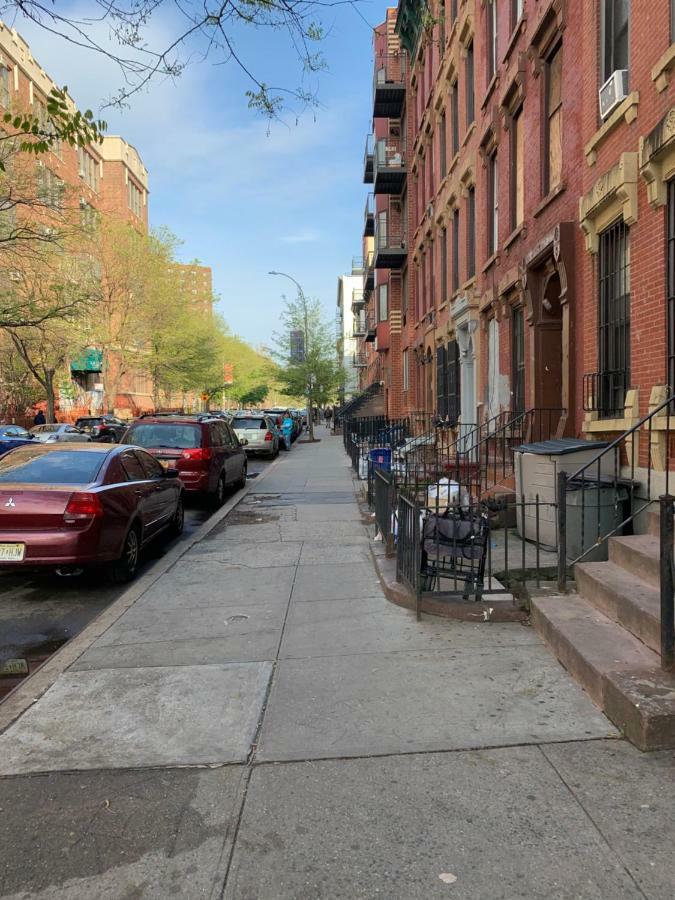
(575, 561, 662, 653)
(532, 593, 675, 751)
(648, 508, 675, 537)
(608, 534, 661, 589)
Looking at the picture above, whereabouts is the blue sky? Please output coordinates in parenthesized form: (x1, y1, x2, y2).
(7, 1, 391, 349)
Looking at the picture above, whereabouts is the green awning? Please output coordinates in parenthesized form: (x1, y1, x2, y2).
(71, 348, 103, 372)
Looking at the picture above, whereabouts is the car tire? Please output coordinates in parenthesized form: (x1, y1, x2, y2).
(235, 461, 247, 489)
(210, 473, 226, 508)
(168, 494, 185, 537)
(109, 524, 141, 584)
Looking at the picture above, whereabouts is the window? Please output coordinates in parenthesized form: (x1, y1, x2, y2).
(0, 449, 108, 484)
(402, 267, 409, 320)
(137, 451, 164, 479)
(78, 147, 99, 192)
(447, 339, 461, 423)
(602, 1, 630, 83)
(37, 166, 65, 208)
(510, 0, 523, 31)
(451, 80, 460, 156)
(598, 219, 630, 418)
(429, 239, 435, 307)
(439, 109, 447, 179)
(488, 151, 499, 256)
(436, 345, 448, 417)
(0, 65, 10, 109)
(378, 284, 388, 321)
(668, 181, 675, 395)
(451, 0, 458, 23)
(452, 207, 460, 292)
(510, 107, 524, 231)
(120, 451, 147, 482)
(403, 349, 409, 391)
(439, 0, 446, 56)
(440, 226, 448, 304)
(487, 1, 498, 83)
(128, 179, 143, 217)
(512, 307, 525, 414)
(543, 43, 563, 196)
(466, 41, 475, 126)
(80, 201, 98, 231)
(467, 187, 476, 279)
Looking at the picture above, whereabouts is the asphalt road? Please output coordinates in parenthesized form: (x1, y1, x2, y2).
(0, 454, 274, 699)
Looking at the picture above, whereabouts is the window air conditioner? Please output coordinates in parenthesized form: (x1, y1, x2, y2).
(599, 69, 628, 120)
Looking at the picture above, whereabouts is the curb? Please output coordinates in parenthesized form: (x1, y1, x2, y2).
(0, 455, 283, 735)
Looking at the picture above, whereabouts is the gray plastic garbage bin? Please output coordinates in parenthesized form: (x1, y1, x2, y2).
(566, 481, 629, 562)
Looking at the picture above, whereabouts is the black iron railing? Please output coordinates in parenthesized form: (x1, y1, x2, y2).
(373, 53, 407, 87)
(374, 137, 406, 173)
(374, 466, 395, 553)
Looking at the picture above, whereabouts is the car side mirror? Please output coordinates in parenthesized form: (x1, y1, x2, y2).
(161, 468, 180, 479)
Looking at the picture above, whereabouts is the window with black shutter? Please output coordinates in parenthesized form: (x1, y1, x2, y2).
(436, 345, 448, 417)
(467, 187, 476, 279)
(512, 307, 525, 414)
(452, 207, 460, 292)
(447, 339, 461, 424)
(598, 219, 630, 417)
(668, 181, 675, 395)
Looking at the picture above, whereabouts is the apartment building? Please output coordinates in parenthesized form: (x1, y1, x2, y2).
(0, 21, 152, 416)
(175, 262, 214, 316)
(354, 0, 675, 445)
(336, 270, 364, 403)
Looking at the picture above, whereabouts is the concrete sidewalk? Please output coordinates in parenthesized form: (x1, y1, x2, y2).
(0, 429, 674, 899)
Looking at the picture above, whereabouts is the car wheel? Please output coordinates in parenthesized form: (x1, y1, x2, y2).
(235, 461, 247, 489)
(210, 473, 226, 508)
(168, 494, 185, 537)
(109, 524, 141, 584)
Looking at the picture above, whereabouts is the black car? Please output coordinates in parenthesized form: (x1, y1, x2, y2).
(75, 416, 128, 443)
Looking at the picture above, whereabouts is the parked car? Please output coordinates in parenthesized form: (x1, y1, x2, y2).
(0, 425, 35, 456)
(30, 424, 90, 444)
(231, 415, 279, 459)
(121, 414, 247, 506)
(74, 415, 128, 443)
(0, 443, 184, 582)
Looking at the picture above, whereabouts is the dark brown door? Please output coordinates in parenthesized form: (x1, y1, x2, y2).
(535, 273, 563, 414)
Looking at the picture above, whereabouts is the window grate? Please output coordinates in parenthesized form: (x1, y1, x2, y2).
(447, 339, 461, 424)
(598, 219, 630, 418)
(512, 307, 525, 414)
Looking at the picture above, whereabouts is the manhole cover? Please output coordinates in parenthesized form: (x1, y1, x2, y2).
(226, 615, 249, 624)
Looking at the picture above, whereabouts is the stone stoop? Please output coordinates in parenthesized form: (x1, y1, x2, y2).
(532, 529, 675, 751)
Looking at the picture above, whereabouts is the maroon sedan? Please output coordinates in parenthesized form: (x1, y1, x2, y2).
(0, 443, 184, 583)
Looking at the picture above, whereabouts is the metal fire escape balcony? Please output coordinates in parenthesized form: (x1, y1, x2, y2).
(373, 54, 406, 119)
(363, 193, 374, 237)
(373, 137, 406, 195)
(364, 250, 375, 291)
(353, 352, 367, 367)
(351, 256, 364, 275)
(374, 208, 407, 269)
(353, 311, 367, 337)
(363, 134, 374, 184)
(351, 288, 365, 312)
(365, 310, 377, 343)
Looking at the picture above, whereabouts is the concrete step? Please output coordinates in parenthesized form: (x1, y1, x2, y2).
(575, 561, 662, 653)
(648, 508, 675, 537)
(608, 534, 661, 589)
(532, 593, 675, 751)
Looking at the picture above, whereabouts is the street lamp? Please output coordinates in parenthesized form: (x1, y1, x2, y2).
(268, 270, 315, 440)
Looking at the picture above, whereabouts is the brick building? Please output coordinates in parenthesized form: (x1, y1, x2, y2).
(0, 21, 152, 416)
(353, 0, 675, 454)
(174, 262, 214, 316)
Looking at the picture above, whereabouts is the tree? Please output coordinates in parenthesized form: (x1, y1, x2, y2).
(238, 384, 270, 407)
(2, 1, 338, 118)
(270, 291, 340, 440)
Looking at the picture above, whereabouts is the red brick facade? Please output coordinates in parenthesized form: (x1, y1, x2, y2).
(357, 1, 675, 444)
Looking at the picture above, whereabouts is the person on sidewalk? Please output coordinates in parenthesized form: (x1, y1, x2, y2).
(33, 409, 46, 426)
(324, 406, 333, 430)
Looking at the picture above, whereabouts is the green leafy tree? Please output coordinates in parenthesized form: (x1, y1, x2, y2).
(270, 291, 340, 440)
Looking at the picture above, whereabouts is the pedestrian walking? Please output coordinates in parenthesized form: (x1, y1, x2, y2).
(325, 406, 333, 431)
(33, 409, 46, 426)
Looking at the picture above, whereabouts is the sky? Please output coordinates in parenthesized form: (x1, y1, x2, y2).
(4, 0, 391, 349)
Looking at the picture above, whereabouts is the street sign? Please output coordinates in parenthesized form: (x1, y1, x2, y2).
(290, 330, 305, 363)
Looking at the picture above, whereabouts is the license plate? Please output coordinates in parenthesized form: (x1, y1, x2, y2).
(0, 543, 25, 562)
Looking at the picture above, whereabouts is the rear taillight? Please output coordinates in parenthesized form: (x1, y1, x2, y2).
(264, 431, 273, 441)
(182, 447, 212, 461)
(63, 492, 103, 524)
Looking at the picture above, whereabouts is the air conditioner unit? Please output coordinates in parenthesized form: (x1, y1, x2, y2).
(599, 69, 628, 119)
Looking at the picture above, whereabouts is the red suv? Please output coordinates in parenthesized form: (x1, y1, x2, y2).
(121, 415, 247, 506)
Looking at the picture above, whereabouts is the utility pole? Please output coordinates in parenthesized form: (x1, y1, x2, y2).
(269, 270, 314, 441)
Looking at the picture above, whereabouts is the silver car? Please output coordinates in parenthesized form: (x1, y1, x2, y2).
(231, 415, 279, 458)
(30, 423, 90, 443)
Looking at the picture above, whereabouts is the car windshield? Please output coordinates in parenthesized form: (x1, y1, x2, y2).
(76, 418, 100, 427)
(0, 427, 29, 438)
(123, 423, 201, 449)
(30, 425, 60, 434)
(233, 418, 266, 430)
(0, 448, 107, 484)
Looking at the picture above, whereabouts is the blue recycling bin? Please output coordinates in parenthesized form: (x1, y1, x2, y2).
(369, 447, 392, 471)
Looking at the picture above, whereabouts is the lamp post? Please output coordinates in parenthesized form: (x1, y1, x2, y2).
(268, 270, 314, 441)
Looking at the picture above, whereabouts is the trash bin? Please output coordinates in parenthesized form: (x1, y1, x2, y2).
(513, 438, 612, 548)
(369, 447, 392, 471)
(566, 482, 629, 562)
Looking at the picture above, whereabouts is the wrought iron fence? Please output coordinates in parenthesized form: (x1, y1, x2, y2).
(374, 466, 395, 552)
